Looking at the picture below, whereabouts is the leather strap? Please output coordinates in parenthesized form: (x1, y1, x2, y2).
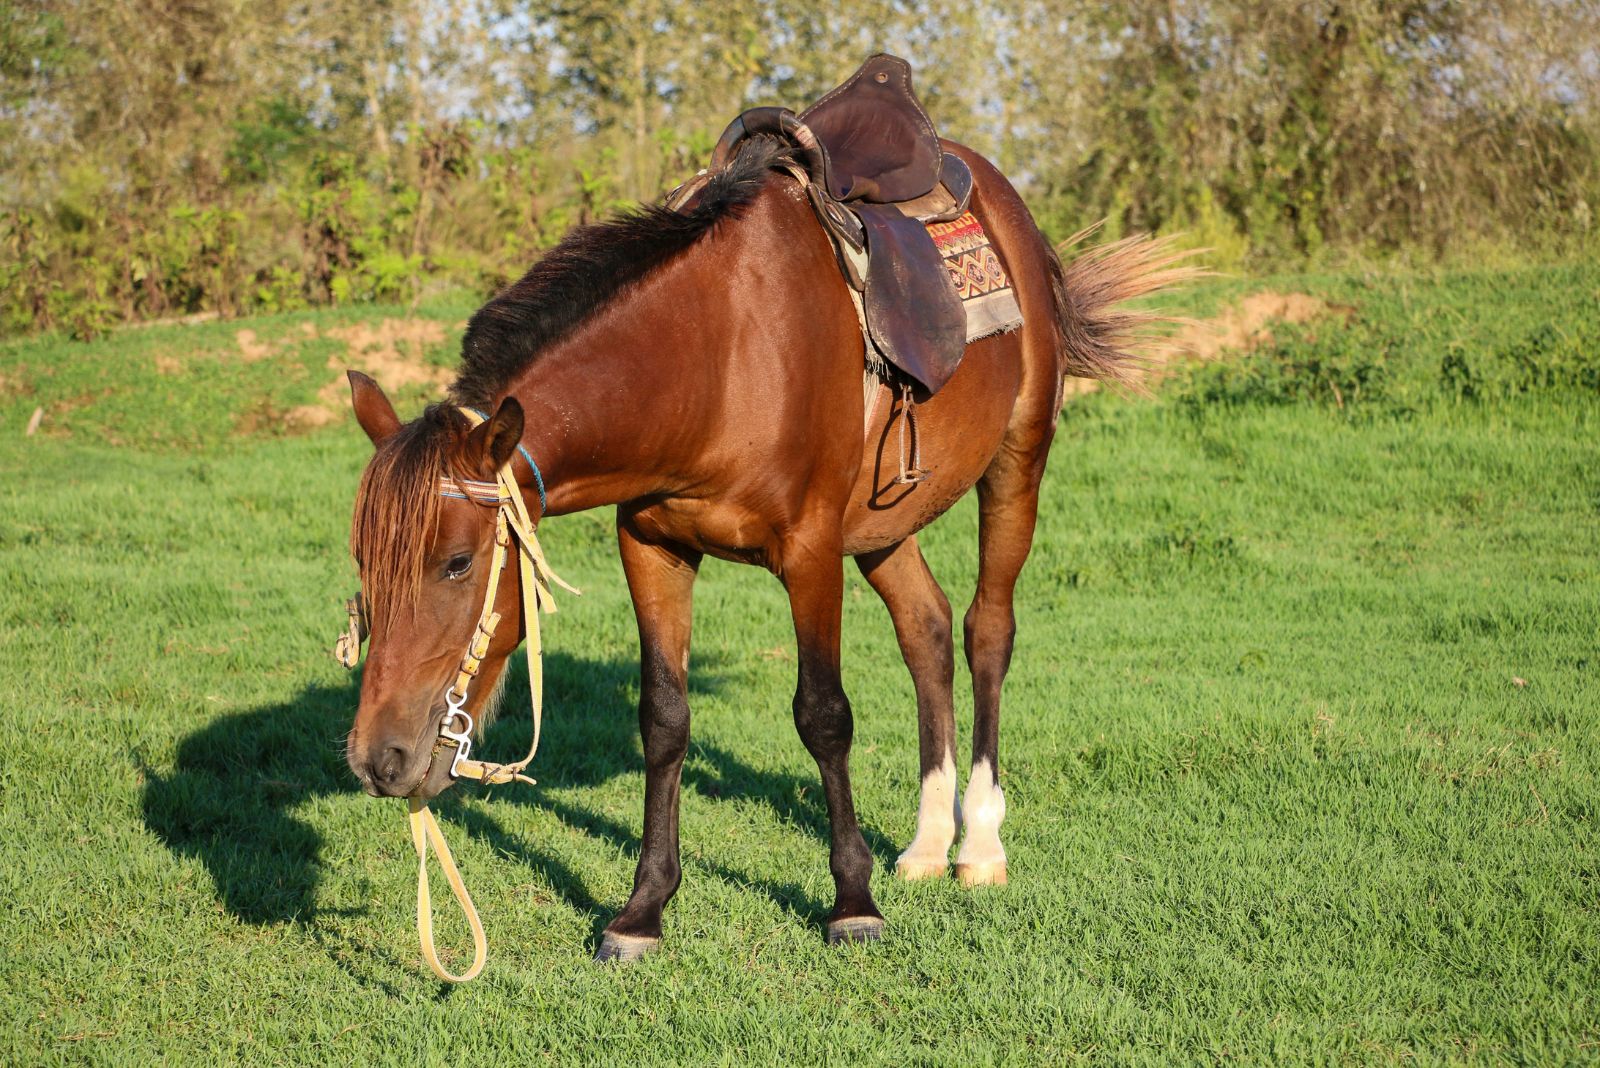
(338, 406, 577, 983)
(409, 798, 487, 983)
(431, 408, 574, 789)
(406, 407, 580, 983)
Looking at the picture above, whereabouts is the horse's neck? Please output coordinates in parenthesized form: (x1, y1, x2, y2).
(489, 181, 837, 520)
(497, 237, 735, 518)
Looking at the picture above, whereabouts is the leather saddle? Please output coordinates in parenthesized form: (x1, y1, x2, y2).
(673, 54, 975, 395)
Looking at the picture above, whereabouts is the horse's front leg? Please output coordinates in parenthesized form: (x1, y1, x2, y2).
(783, 537, 884, 943)
(595, 517, 701, 963)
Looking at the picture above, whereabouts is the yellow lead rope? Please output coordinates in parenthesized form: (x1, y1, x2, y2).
(409, 798, 488, 982)
(396, 407, 577, 983)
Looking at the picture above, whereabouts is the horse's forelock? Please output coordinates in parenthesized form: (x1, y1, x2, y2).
(350, 405, 470, 634)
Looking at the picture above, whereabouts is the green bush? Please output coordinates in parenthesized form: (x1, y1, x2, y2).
(1177, 323, 1390, 417)
(1497, 324, 1600, 394)
(0, 125, 574, 339)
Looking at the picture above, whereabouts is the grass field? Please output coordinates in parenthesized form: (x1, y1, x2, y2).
(2, 261, 1597, 1064)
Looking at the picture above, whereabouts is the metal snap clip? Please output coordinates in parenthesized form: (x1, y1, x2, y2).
(440, 695, 476, 777)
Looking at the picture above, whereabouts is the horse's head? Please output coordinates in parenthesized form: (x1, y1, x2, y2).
(342, 371, 527, 799)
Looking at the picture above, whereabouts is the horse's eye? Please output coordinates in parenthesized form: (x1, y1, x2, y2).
(444, 554, 473, 580)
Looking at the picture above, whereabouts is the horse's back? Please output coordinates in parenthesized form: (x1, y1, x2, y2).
(623, 145, 1061, 565)
(840, 142, 1062, 556)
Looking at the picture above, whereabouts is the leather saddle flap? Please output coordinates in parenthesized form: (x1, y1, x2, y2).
(857, 203, 966, 394)
(799, 55, 941, 204)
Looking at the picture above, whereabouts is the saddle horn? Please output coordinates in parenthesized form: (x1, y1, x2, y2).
(708, 107, 828, 187)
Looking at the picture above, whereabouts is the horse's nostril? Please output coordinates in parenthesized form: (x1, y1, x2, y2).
(373, 744, 409, 787)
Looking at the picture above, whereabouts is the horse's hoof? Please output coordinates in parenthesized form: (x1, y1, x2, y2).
(955, 861, 1007, 887)
(825, 916, 885, 946)
(594, 932, 659, 963)
(895, 856, 949, 881)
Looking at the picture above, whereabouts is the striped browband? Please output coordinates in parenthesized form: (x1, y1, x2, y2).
(437, 476, 511, 504)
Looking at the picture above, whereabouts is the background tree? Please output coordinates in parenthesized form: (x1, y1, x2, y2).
(1, 0, 1594, 336)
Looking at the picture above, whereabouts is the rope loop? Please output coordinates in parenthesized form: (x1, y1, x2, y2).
(409, 799, 487, 983)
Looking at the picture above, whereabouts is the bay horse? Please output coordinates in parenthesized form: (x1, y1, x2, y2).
(343, 135, 1188, 961)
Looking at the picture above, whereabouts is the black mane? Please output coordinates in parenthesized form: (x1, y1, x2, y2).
(450, 138, 792, 408)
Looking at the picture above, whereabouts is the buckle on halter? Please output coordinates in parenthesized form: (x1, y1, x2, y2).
(440, 692, 475, 778)
(333, 593, 369, 669)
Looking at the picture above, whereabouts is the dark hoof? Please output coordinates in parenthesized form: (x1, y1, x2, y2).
(594, 931, 659, 963)
(825, 916, 885, 946)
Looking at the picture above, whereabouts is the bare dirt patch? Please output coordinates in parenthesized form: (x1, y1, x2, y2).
(322, 319, 447, 385)
(285, 317, 452, 431)
(1062, 291, 1356, 402)
(146, 324, 307, 377)
(1174, 292, 1355, 361)
(283, 404, 341, 431)
(235, 328, 274, 362)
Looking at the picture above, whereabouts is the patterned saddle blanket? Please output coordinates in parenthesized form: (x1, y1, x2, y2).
(927, 213, 1024, 350)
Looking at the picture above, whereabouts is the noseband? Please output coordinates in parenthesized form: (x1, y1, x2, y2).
(337, 405, 575, 982)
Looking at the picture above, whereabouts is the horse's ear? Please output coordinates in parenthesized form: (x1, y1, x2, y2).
(348, 370, 400, 446)
(465, 397, 524, 477)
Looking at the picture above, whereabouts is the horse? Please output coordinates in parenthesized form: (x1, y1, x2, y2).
(342, 134, 1189, 961)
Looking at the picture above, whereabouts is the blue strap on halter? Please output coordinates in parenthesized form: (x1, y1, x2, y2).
(465, 407, 547, 515)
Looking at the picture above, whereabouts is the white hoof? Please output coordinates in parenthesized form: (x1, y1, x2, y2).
(896, 754, 960, 881)
(955, 861, 1008, 887)
(895, 855, 950, 881)
(954, 759, 1007, 888)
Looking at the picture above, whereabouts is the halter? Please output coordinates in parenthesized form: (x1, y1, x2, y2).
(336, 406, 576, 983)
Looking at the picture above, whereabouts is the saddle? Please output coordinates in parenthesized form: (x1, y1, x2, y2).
(671, 54, 979, 395)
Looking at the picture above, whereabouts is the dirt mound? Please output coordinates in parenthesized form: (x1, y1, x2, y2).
(1175, 292, 1355, 361)
(1062, 291, 1355, 402)
(286, 318, 453, 430)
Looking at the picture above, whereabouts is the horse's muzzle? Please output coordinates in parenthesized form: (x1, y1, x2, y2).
(350, 719, 447, 799)
(356, 740, 420, 797)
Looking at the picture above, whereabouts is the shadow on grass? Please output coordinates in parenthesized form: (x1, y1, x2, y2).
(140, 649, 900, 959)
(139, 677, 356, 925)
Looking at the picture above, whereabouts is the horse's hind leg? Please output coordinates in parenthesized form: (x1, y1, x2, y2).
(596, 517, 701, 962)
(856, 536, 960, 880)
(957, 437, 1052, 887)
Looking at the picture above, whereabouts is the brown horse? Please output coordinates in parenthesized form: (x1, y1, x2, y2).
(343, 135, 1187, 960)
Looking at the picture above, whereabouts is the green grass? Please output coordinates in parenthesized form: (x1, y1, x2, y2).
(2, 263, 1597, 1064)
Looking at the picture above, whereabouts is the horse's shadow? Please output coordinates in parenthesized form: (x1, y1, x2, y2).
(140, 650, 900, 957)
